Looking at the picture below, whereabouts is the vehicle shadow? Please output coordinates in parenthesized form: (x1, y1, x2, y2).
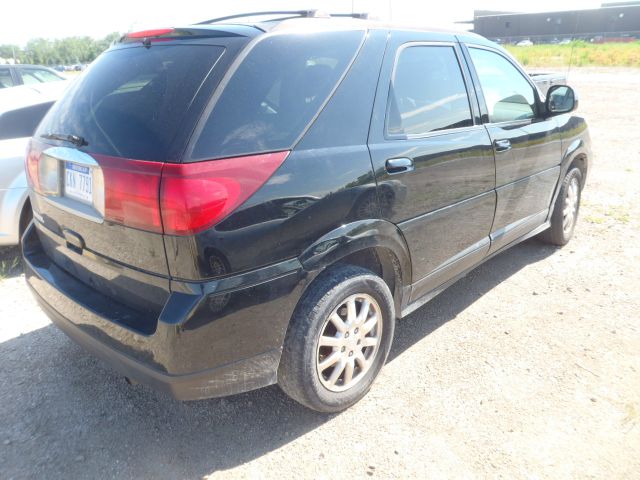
(0, 246, 23, 280)
(0, 238, 557, 478)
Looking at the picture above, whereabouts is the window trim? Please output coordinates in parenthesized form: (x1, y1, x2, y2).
(384, 41, 478, 141)
(463, 43, 543, 127)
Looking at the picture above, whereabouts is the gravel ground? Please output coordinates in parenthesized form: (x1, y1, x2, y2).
(1, 68, 639, 479)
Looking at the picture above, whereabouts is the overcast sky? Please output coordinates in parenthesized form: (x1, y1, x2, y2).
(4, 0, 603, 45)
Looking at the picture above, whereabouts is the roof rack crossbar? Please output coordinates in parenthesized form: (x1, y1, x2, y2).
(196, 10, 324, 25)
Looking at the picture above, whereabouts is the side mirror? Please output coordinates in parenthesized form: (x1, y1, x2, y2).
(546, 85, 578, 116)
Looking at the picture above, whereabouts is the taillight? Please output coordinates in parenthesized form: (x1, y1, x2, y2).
(160, 151, 289, 235)
(92, 154, 164, 233)
(26, 141, 287, 236)
(25, 139, 43, 192)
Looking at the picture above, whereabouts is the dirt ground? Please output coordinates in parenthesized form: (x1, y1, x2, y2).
(0, 68, 639, 479)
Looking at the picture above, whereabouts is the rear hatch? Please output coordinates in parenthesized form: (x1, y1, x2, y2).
(26, 28, 253, 331)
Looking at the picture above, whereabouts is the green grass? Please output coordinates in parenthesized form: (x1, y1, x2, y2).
(506, 41, 640, 68)
(0, 247, 21, 280)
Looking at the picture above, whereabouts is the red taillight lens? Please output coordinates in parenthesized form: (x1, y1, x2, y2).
(25, 139, 43, 192)
(93, 154, 164, 233)
(160, 151, 289, 236)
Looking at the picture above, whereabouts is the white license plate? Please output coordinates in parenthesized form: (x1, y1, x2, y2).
(64, 162, 93, 204)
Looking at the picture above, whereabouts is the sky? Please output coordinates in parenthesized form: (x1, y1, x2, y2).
(3, 0, 604, 46)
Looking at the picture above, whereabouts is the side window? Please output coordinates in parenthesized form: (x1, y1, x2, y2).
(190, 31, 364, 160)
(387, 45, 473, 136)
(0, 67, 14, 88)
(468, 48, 536, 123)
(31, 69, 63, 83)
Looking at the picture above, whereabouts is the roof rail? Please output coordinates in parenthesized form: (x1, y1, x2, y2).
(330, 12, 372, 20)
(196, 10, 328, 25)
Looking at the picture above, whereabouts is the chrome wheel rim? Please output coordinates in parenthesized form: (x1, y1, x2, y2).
(563, 177, 580, 234)
(316, 294, 382, 392)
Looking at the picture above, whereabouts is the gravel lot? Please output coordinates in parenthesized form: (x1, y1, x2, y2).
(1, 68, 639, 479)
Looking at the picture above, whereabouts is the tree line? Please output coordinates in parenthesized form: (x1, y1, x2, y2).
(0, 33, 121, 66)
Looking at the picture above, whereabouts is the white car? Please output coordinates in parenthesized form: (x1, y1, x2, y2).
(0, 81, 68, 245)
(516, 39, 534, 47)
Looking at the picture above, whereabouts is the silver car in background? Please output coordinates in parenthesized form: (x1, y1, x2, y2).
(0, 81, 68, 245)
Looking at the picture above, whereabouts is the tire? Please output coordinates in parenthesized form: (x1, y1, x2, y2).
(278, 265, 395, 413)
(18, 201, 32, 244)
(539, 167, 583, 246)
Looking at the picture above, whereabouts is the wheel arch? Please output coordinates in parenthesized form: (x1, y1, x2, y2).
(298, 219, 412, 317)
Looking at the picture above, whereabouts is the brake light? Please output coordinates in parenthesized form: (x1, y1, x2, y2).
(126, 28, 174, 39)
(93, 154, 164, 233)
(160, 151, 289, 235)
(25, 140, 43, 192)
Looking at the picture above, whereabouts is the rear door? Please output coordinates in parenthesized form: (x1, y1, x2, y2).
(368, 32, 496, 302)
(464, 45, 562, 252)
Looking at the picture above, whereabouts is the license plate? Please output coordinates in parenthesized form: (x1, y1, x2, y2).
(64, 162, 93, 204)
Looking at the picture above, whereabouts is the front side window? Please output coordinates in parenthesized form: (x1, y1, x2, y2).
(468, 48, 536, 123)
(387, 45, 473, 136)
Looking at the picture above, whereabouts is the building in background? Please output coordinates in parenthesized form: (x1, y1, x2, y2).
(460, 2, 640, 44)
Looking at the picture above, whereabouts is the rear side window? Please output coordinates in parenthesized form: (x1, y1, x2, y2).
(0, 67, 14, 88)
(0, 102, 54, 140)
(387, 45, 473, 136)
(190, 30, 364, 160)
(35, 45, 225, 160)
(20, 69, 62, 84)
(468, 47, 536, 123)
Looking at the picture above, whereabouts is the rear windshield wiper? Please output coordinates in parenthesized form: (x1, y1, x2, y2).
(40, 132, 88, 147)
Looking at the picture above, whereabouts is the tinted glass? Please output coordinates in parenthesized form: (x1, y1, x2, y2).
(469, 48, 536, 123)
(387, 45, 473, 136)
(0, 102, 54, 140)
(190, 31, 364, 160)
(0, 67, 14, 88)
(36, 45, 224, 161)
(21, 69, 62, 84)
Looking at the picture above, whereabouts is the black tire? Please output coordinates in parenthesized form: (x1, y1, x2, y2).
(278, 265, 395, 413)
(18, 201, 32, 244)
(539, 167, 583, 246)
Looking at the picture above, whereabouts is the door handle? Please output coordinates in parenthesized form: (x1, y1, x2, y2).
(494, 139, 512, 152)
(385, 157, 414, 175)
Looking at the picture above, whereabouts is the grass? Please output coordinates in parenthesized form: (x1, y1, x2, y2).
(506, 41, 640, 68)
(0, 247, 21, 280)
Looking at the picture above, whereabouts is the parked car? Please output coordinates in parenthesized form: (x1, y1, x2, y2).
(22, 12, 590, 412)
(516, 39, 534, 46)
(0, 65, 65, 89)
(0, 82, 68, 245)
(530, 72, 567, 96)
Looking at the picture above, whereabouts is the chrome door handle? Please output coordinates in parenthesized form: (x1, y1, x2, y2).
(494, 139, 512, 152)
(385, 157, 414, 174)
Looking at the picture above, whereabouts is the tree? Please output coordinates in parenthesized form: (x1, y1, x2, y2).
(0, 33, 121, 66)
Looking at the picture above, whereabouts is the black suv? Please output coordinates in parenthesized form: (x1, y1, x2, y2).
(22, 12, 590, 412)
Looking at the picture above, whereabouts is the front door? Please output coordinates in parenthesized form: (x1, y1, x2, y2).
(465, 45, 563, 252)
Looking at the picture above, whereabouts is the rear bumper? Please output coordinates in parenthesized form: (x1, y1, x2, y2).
(23, 223, 306, 400)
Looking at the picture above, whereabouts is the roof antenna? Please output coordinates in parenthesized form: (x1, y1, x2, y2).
(567, 11, 581, 82)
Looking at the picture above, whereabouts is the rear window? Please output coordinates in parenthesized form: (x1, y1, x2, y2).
(35, 45, 225, 161)
(189, 30, 364, 161)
